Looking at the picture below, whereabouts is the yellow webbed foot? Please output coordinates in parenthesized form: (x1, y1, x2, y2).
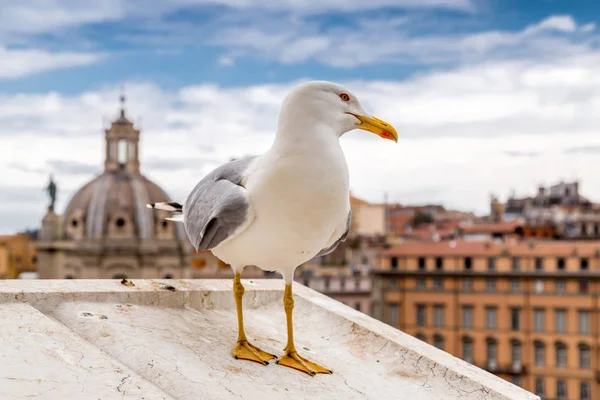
(276, 350, 332, 376)
(232, 340, 277, 366)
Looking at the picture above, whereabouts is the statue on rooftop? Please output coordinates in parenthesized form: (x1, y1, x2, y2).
(45, 174, 57, 211)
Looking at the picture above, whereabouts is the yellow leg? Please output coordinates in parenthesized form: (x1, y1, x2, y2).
(231, 273, 276, 365)
(276, 284, 332, 376)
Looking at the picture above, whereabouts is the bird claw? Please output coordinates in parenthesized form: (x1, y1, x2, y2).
(232, 340, 277, 366)
(276, 350, 332, 376)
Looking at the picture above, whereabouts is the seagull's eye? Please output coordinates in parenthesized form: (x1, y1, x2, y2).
(339, 93, 350, 102)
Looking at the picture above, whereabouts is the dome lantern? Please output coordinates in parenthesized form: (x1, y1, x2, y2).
(104, 92, 140, 173)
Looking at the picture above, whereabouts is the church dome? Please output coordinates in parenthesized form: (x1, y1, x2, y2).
(61, 99, 184, 242)
(62, 170, 183, 241)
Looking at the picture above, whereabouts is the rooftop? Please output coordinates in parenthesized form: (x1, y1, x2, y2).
(0, 279, 538, 400)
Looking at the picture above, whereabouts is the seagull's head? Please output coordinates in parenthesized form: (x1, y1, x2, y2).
(278, 80, 398, 143)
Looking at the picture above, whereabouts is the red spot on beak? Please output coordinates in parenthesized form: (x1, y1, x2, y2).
(382, 131, 390, 138)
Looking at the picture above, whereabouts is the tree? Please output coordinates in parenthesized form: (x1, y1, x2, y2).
(411, 211, 434, 227)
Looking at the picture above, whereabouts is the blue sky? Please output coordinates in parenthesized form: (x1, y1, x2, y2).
(2, 0, 599, 92)
(2, 0, 600, 232)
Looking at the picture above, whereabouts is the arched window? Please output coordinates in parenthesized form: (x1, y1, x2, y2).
(462, 336, 474, 364)
(163, 274, 173, 279)
(433, 334, 444, 351)
(555, 341, 567, 368)
(579, 343, 591, 369)
(534, 340, 546, 366)
(510, 339, 522, 369)
(486, 337, 498, 369)
(118, 139, 128, 164)
(65, 275, 74, 279)
(415, 333, 426, 343)
(112, 274, 127, 279)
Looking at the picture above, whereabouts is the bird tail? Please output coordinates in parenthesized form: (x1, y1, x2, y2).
(146, 202, 183, 212)
(165, 214, 184, 222)
(147, 202, 185, 223)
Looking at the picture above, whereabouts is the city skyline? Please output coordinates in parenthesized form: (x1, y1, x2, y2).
(2, 0, 600, 233)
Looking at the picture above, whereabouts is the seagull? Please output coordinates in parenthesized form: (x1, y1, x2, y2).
(148, 81, 397, 376)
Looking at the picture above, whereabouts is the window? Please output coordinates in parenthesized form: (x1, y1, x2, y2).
(434, 278, 443, 290)
(390, 257, 398, 269)
(485, 306, 497, 329)
(415, 333, 426, 342)
(510, 280, 520, 292)
(533, 308, 545, 332)
(434, 304, 445, 328)
(433, 334, 444, 350)
(510, 308, 521, 331)
(557, 257, 566, 270)
(416, 278, 425, 291)
(555, 342, 567, 368)
(389, 278, 397, 289)
(555, 309, 567, 333)
(116, 217, 126, 227)
(535, 257, 544, 270)
(556, 380, 567, 400)
(487, 257, 496, 270)
(534, 341, 545, 366)
(464, 257, 472, 270)
(512, 257, 520, 271)
(461, 278, 472, 292)
(579, 344, 591, 369)
(435, 257, 444, 270)
(355, 302, 361, 312)
(579, 280, 589, 294)
(462, 337, 473, 363)
(534, 279, 544, 294)
(580, 258, 589, 270)
(556, 280, 566, 294)
(163, 273, 173, 279)
(511, 376, 522, 387)
(462, 306, 473, 329)
(579, 310, 590, 334)
(416, 304, 426, 327)
(418, 257, 426, 269)
(486, 279, 496, 292)
(511, 340, 522, 368)
(389, 304, 398, 326)
(118, 139, 127, 164)
(534, 378, 544, 397)
(486, 338, 497, 368)
(581, 382, 591, 400)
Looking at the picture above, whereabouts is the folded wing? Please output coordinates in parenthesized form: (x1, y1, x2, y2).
(183, 156, 257, 251)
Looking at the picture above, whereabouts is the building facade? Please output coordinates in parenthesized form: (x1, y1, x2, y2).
(372, 240, 600, 400)
(0, 233, 38, 278)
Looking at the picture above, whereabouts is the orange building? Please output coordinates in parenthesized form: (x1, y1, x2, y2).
(372, 239, 600, 400)
(0, 233, 38, 278)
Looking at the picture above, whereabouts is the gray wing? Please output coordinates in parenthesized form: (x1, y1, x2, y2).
(314, 209, 352, 257)
(183, 156, 256, 251)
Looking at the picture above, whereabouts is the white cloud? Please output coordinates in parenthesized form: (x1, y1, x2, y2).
(217, 55, 235, 66)
(0, 47, 105, 79)
(523, 15, 577, 35)
(3, 50, 600, 232)
(213, 15, 599, 67)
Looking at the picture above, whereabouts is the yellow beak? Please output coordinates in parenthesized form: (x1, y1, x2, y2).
(351, 113, 398, 143)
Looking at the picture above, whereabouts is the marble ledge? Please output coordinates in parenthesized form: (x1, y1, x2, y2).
(0, 279, 540, 400)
